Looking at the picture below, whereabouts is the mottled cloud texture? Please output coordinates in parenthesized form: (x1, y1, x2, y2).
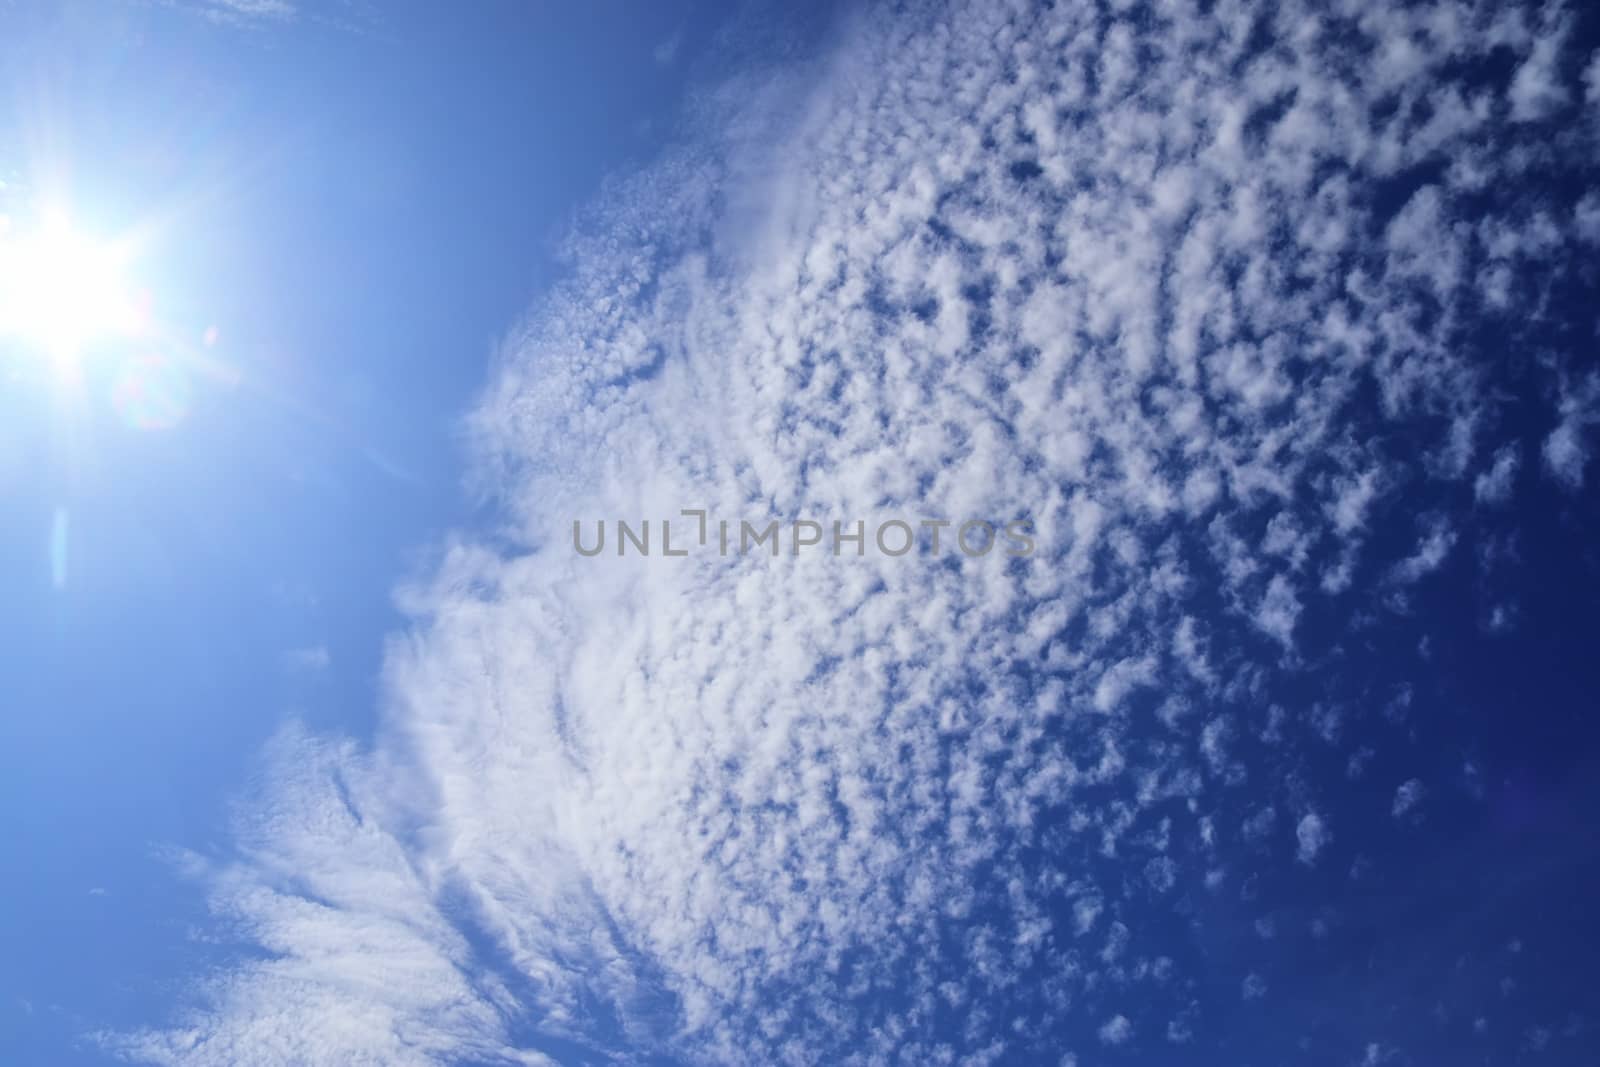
(115, 1, 1599, 1064)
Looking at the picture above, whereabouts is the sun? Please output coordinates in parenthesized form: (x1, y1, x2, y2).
(0, 210, 143, 365)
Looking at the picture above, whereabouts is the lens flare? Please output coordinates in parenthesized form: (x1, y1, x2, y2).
(50, 508, 69, 589)
(111, 353, 192, 430)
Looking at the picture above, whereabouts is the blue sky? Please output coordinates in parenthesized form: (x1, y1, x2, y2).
(2, 1, 1599, 1065)
(0, 1, 834, 1060)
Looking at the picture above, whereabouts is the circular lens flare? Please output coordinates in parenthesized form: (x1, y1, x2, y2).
(112, 353, 191, 430)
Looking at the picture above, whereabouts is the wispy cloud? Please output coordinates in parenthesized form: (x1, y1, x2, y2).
(282, 645, 330, 672)
(1474, 444, 1521, 506)
(653, 28, 684, 67)
(1393, 778, 1426, 821)
(1296, 813, 1330, 865)
(106, 728, 554, 1066)
(164, 0, 299, 26)
(1543, 372, 1600, 490)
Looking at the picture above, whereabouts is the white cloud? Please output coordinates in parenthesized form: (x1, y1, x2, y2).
(1389, 517, 1457, 585)
(1576, 194, 1600, 244)
(1393, 778, 1426, 820)
(1544, 421, 1588, 487)
(1359, 1042, 1394, 1066)
(1243, 806, 1278, 844)
(1474, 445, 1520, 505)
(1508, 14, 1571, 121)
(129, 1, 1600, 1062)
(1146, 856, 1179, 894)
(1254, 574, 1302, 649)
(178, 0, 299, 25)
(1296, 813, 1330, 865)
(1072, 895, 1103, 936)
(1328, 469, 1382, 538)
(1099, 1015, 1133, 1046)
(1543, 373, 1600, 489)
(1093, 654, 1158, 712)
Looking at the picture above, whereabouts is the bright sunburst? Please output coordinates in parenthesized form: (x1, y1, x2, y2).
(0, 210, 143, 365)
